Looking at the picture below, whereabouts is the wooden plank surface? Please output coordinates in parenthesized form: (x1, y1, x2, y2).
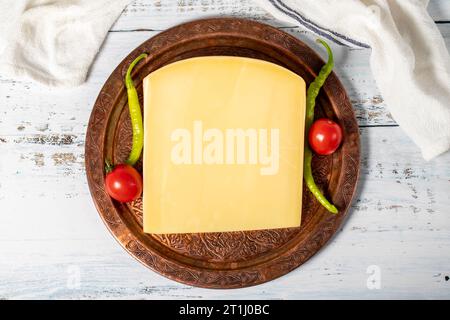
(111, 0, 450, 31)
(1, 126, 449, 299)
(0, 0, 449, 299)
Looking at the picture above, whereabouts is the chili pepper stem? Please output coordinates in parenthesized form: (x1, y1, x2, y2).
(125, 53, 148, 90)
(105, 159, 114, 174)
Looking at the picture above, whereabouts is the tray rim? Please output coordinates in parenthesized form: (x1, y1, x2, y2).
(85, 17, 360, 289)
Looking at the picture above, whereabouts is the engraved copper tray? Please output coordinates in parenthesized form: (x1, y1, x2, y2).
(85, 18, 360, 288)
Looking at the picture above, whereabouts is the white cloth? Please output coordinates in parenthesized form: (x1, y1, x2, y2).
(255, 0, 450, 160)
(0, 0, 130, 87)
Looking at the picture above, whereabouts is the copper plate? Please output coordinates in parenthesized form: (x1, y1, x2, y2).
(85, 18, 360, 288)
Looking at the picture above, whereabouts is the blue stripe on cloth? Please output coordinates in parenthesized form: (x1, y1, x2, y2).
(269, 0, 370, 49)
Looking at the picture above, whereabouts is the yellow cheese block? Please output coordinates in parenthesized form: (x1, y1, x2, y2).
(143, 56, 306, 234)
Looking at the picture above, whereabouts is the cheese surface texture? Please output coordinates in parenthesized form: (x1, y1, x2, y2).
(143, 56, 306, 234)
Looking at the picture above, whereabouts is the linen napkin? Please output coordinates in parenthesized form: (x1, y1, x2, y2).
(0, 0, 130, 87)
(255, 0, 450, 160)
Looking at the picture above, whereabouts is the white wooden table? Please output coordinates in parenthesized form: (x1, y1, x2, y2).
(1, 0, 449, 299)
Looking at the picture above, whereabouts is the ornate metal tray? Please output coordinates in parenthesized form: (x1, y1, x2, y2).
(85, 18, 360, 288)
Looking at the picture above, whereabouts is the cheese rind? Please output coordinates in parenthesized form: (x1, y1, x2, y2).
(143, 56, 306, 234)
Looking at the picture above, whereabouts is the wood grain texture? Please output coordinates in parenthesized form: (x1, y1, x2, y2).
(111, 0, 450, 31)
(1, 126, 449, 299)
(0, 0, 449, 299)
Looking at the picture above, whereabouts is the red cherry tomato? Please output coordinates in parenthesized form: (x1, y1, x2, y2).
(105, 164, 143, 202)
(308, 118, 343, 155)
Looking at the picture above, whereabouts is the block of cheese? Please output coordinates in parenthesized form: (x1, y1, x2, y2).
(143, 56, 306, 234)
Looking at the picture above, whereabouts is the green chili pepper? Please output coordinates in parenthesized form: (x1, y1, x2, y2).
(304, 39, 338, 214)
(306, 39, 334, 129)
(125, 53, 148, 166)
